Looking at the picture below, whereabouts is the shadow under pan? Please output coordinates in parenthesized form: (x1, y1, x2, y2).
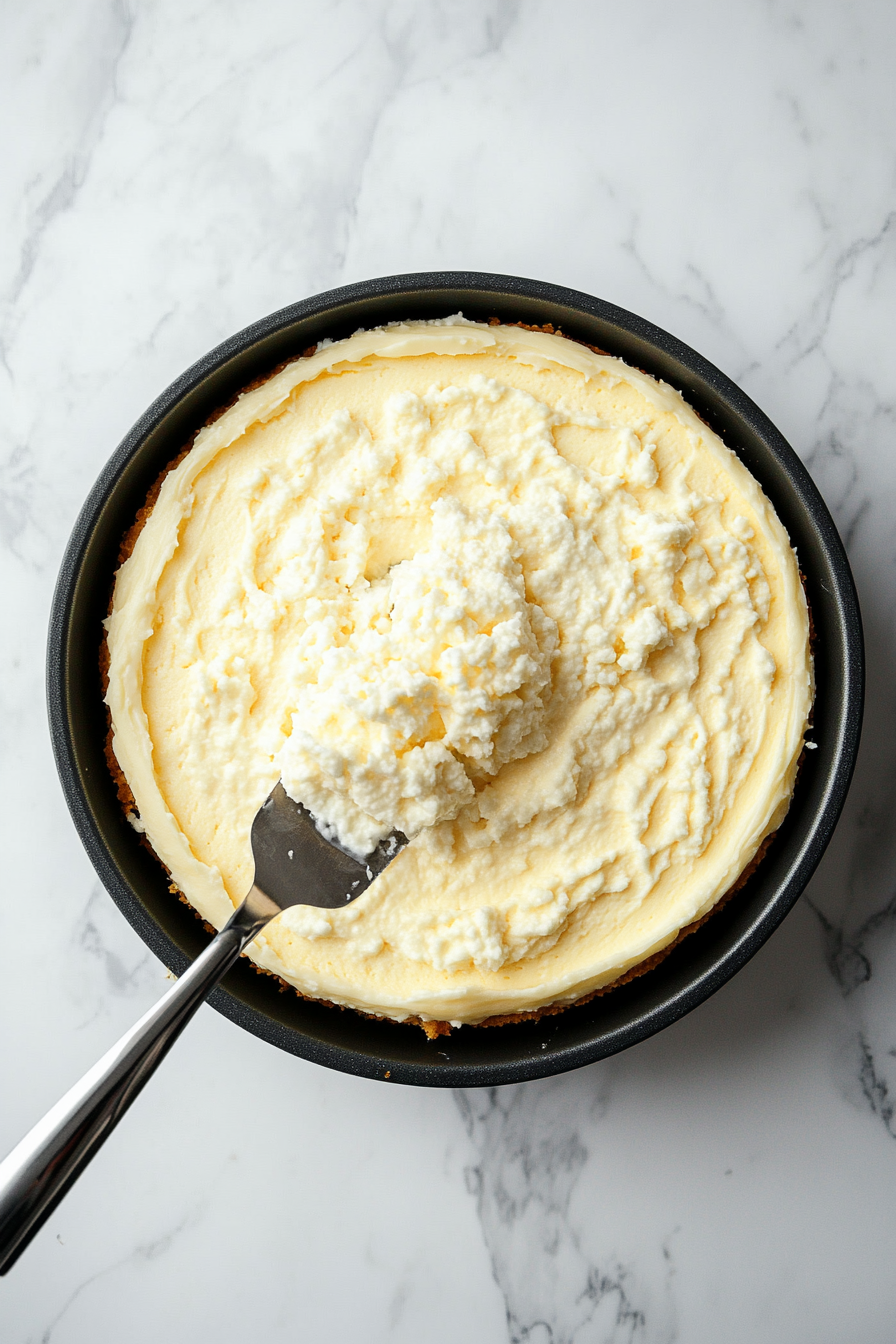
(47, 272, 864, 1087)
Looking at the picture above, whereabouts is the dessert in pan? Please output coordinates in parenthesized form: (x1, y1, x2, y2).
(103, 319, 813, 1033)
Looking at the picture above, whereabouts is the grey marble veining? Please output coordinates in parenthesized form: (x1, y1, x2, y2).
(2, 2, 896, 1340)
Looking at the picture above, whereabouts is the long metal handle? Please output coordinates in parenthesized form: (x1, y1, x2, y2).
(0, 896, 270, 1275)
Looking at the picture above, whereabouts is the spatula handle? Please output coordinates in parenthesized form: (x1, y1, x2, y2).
(0, 918, 251, 1274)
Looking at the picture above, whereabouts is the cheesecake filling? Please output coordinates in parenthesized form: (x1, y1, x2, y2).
(104, 321, 813, 1025)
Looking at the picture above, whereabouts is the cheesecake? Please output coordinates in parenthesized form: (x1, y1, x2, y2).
(104, 319, 813, 1029)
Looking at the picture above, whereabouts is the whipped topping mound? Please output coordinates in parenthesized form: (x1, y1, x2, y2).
(277, 496, 556, 855)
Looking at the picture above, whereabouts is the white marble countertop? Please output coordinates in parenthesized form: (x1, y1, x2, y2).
(2, 3, 895, 1339)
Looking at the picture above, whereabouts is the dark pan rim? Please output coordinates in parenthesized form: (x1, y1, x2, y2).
(47, 271, 864, 1087)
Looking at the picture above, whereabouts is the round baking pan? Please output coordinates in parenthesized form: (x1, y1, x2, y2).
(47, 272, 864, 1088)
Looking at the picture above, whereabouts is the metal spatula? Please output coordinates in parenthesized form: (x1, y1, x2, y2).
(0, 783, 407, 1274)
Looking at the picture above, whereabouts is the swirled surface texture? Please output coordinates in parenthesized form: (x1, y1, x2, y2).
(105, 321, 812, 1024)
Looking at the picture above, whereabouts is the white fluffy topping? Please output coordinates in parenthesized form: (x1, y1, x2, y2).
(277, 496, 556, 854)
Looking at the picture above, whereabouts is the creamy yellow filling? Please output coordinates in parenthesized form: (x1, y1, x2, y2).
(105, 321, 812, 1025)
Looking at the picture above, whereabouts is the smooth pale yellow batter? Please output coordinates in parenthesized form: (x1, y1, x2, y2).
(105, 321, 812, 1025)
